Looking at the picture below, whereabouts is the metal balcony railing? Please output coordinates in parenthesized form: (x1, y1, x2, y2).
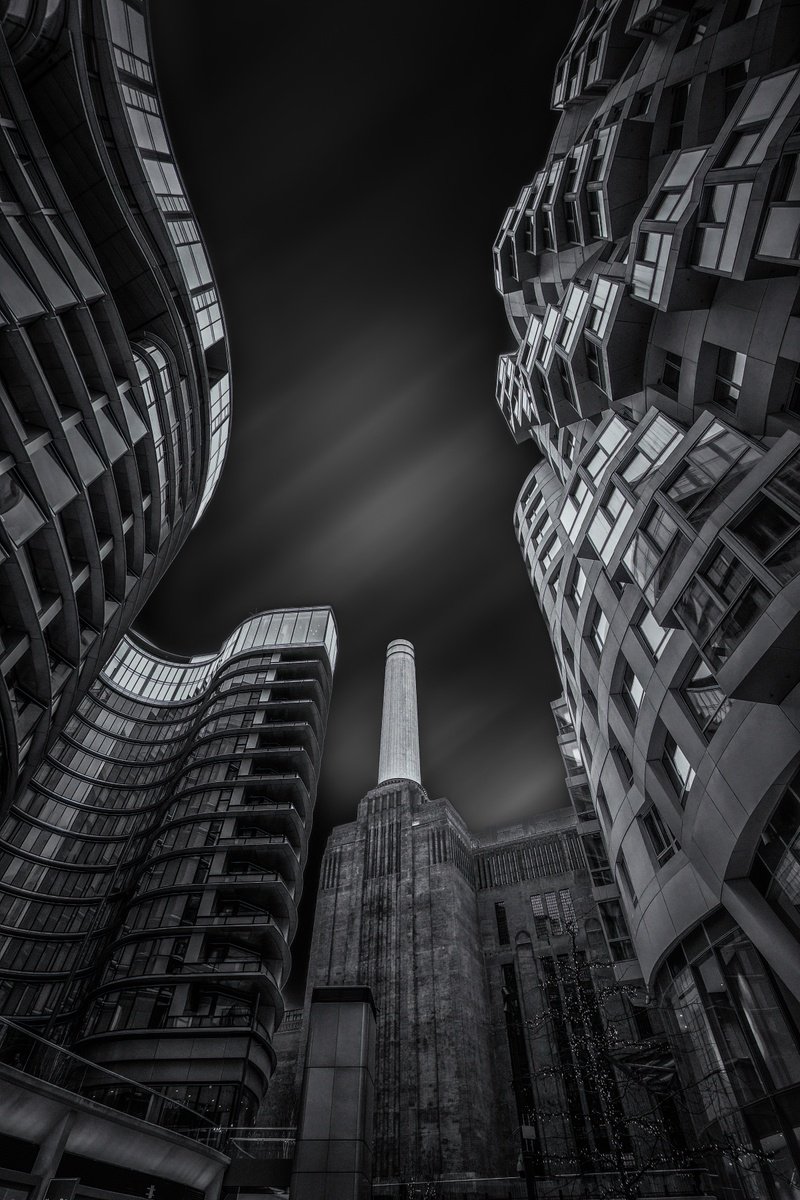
(185, 1125, 296, 1159)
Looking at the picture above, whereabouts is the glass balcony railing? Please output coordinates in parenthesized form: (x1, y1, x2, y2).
(0, 1015, 212, 1138)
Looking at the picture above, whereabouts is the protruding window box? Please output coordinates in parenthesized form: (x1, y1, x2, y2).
(651, 425, 800, 702)
(626, 0, 694, 39)
(692, 69, 800, 282)
(629, 147, 716, 311)
(598, 120, 652, 241)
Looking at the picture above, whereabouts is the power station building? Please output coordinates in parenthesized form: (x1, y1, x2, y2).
(493, 1, 800, 1195)
(265, 642, 703, 1198)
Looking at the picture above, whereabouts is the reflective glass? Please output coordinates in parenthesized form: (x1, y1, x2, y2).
(740, 71, 794, 126)
(758, 207, 800, 258)
(735, 495, 796, 558)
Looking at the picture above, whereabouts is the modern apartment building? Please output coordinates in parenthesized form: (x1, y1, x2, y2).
(0, 3, 337, 1194)
(493, 1, 800, 1195)
(0, 0, 234, 805)
(0, 610, 336, 1127)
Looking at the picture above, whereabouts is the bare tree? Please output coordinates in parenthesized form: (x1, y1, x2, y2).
(513, 924, 785, 1200)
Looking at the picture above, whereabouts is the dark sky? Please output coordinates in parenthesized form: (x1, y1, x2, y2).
(142, 1, 579, 1001)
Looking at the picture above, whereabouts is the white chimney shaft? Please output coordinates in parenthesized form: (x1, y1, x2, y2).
(377, 639, 421, 786)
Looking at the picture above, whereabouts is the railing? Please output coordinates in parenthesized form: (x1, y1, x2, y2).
(185, 1125, 296, 1160)
(373, 1170, 711, 1198)
(197, 911, 277, 928)
(164, 1012, 253, 1030)
(104, 955, 275, 983)
(0, 1015, 213, 1138)
(209, 867, 283, 883)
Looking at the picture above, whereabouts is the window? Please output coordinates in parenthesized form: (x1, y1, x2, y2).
(585, 337, 607, 391)
(558, 286, 589, 352)
(589, 128, 611, 182)
(586, 34, 602, 85)
(564, 200, 581, 243)
(723, 69, 800, 169)
(662, 352, 681, 392)
(632, 231, 671, 304)
(615, 745, 634, 789)
(583, 676, 599, 724)
(733, 453, 800, 583)
(667, 83, 690, 151)
(564, 741, 585, 778)
(123, 85, 168, 154)
(556, 354, 575, 405)
(545, 891, 563, 934)
(599, 899, 634, 960)
(565, 146, 585, 194)
(752, 769, 800, 937)
(530, 894, 550, 940)
(495, 901, 510, 946)
(585, 418, 629, 480)
(616, 851, 637, 907)
(648, 148, 706, 222)
(596, 784, 611, 828)
(588, 604, 609, 655)
(675, 541, 770, 669)
(620, 662, 644, 716)
(561, 428, 575, 468)
(540, 160, 563, 251)
(757, 153, 800, 261)
(561, 630, 575, 676)
(569, 565, 587, 609)
(682, 657, 732, 738)
(638, 609, 671, 660)
(584, 831, 613, 886)
(713, 348, 746, 412)
(192, 288, 223, 349)
(623, 503, 689, 605)
(587, 487, 633, 565)
(587, 277, 617, 338)
(539, 533, 558, 574)
(694, 183, 753, 272)
(662, 733, 695, 805)
(561, 478, 592, 541)
(666, 421, 761, 529)
(633, 87, 653, 118)
(570, 782, 595, 823)
(641, 805, 680, 865)
(620, 413, 681, 486)
(586, 189, 606, 240)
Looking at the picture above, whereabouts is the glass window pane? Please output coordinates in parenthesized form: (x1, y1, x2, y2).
(758, 207, 800, 258)
(735, 496, 796, 558)
(740, 72, 793, 125)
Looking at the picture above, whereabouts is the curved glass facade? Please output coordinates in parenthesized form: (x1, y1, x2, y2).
(494, 2, 800, 1194)
(0, 608, 335, 1124)
(0, 0, 232, 801)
